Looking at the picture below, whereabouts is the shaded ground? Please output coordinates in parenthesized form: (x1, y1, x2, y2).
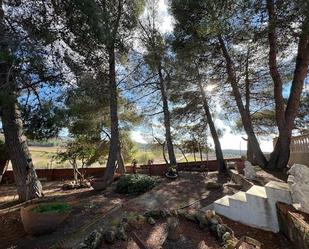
(0, 172, 294, 249)
(101, 218, 221, 249)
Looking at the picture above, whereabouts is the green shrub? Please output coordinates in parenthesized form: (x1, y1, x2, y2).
(32, 202, 72, 213)
(115, 174, 156, 195)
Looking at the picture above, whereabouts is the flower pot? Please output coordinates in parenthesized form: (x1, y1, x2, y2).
(165, 172, 178, 179)
(20, 203, 70, 236)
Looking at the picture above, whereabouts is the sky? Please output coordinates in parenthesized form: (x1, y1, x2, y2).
(129, 0, 275, 152)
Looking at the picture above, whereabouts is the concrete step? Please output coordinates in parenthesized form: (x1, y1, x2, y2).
(213, 196, 231, 217)
(214, 195, 230, 207)
(229, 191, 248, 209)
(265, 181, 292, 204)
(246, 185, 267, 199)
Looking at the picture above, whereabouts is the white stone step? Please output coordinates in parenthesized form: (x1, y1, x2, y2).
(207, 182, 291, 232)
(229, 191, 248, 209)
(246, 185, 267, 199)
(214, 195, 230, 207)
(265, 181, 292, 204)
(213, 196, 231, 217)
(230, 191, 247, 202)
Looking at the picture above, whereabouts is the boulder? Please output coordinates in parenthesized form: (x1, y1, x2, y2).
(244, 161, 257, 180)
(62, 182, 76, 190)
(222, 232, 232, 243)
(167, 217, 181, 241)
(144, 210, 161, 219)
(76, 229, 104, 249)
(197, 240, 209, 249)
(205, 181, 223, 190)
(216, 224, 227, 238)
(147, 217, 156, 225)
(288, 164, 309, 214)
(104, 229, 115, 244)
(205, 210, 216, 220)
(116, 225, 127, 241)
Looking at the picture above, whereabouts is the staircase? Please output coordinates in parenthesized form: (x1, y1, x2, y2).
(201, 181, 292, 232)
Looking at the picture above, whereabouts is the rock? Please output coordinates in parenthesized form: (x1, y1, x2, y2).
(160, 208, 171, 218)
(214, 214, 223, 224)
(216, 224, 227, 238)
(116, 225, 127, 241)
(209, 224, 218, 237)
(170, 209, 178, 216)
(195, 212, 208, 229)
(137, 215, 146, 225)
(205, 210, 216, 220)
(197, 240, 209, 249)
(62, 182, 75, 190)
(145, 210, 161, 219)
(104, 229, 115, 244)
(147, 217, 156, 225)
(76, 242, 88, 249)
(205, 181, 223, 190)
(177, 209, 186, 218)
(209, 217, 219, 226)
(288, 164, 309, 214)
(184, 211, 197, 222)
(77, 230, 103, 249)
(244, 161, 257, 180)
(163, 235, 189, 249)
(223, 240, 235, 249)
(167, 217, 181, 241)
(222, 232, 232, 243)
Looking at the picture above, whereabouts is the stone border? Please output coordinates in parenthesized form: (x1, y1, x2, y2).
(227, 168, 253, 191)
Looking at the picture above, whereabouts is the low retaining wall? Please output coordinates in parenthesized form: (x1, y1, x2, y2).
(277, 202, 309, 249)
(227, 168, 253, 191)
(2, 158, 243, 183)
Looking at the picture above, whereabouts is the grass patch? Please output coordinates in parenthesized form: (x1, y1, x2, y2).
(115, 174, 156, 195)
(32, 202, 72, 214)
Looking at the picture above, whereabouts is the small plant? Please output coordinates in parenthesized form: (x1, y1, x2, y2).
(32, 202, 72, 214)
(115, 174, 156, 195)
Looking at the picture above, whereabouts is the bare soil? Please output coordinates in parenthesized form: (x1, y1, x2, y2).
(0, 172, 295, 249)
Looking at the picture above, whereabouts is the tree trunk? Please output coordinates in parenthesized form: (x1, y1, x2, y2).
(0, 3, 42, 201)
(218, 36, 268, 168)
(104, 47, 121, 184)
(179, 147, 188, 162)
(158, 67, 177, 166)
(117, 151, 126, 175)
(197, 79, 226, 173)
(193, 146, 196, 162)
(268, 130, 291, 170)
(266, 0, 309, 169)
(198, 142, 203, 161)
(162, 141, 169, 165)
(1, 92, 43, 201)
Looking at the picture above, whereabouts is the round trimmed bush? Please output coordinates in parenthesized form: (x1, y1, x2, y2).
(115, 174, 156, 194)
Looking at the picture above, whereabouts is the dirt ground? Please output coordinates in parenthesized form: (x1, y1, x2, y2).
(0, 172, 295, 249)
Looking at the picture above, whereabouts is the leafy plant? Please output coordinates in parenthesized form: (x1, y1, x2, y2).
(32, 202, 72, 214)
(115, 174, 156, 195)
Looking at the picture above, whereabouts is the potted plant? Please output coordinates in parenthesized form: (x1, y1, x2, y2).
(21, 202, 72, 236)
(165, 165, 178, 179)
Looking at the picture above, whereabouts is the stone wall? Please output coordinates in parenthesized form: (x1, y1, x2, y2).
(2, 158, 243, 183)
(277, 202, 309, 249)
